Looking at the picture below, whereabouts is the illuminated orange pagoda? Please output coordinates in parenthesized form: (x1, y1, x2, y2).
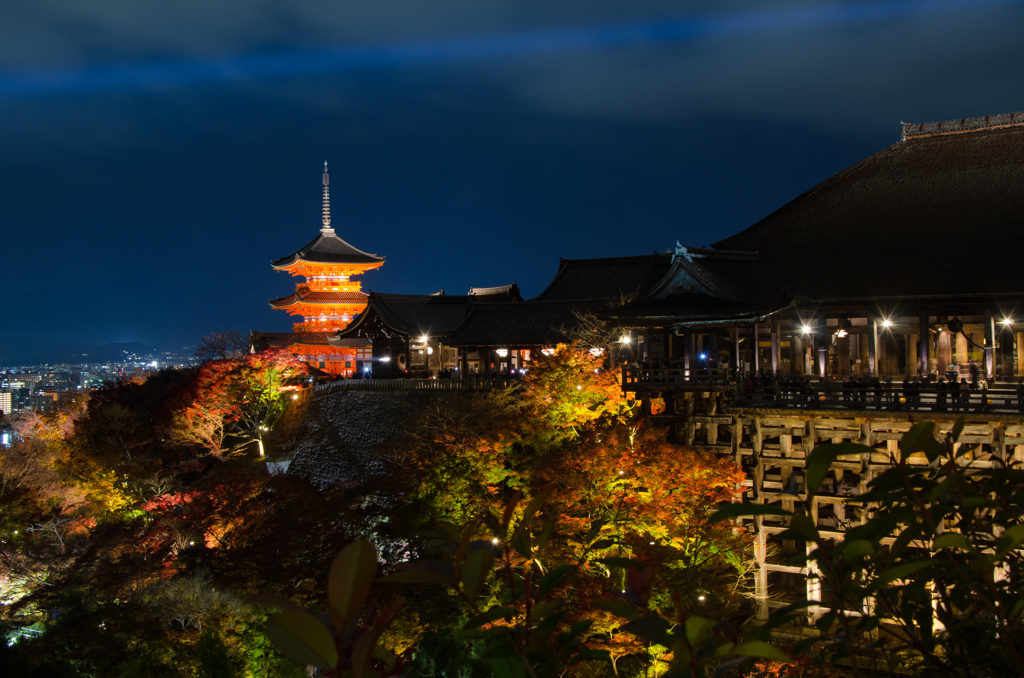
(253, 162, 384, 376)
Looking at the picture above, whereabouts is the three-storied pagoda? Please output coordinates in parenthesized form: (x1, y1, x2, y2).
(255, 163, 384, 376)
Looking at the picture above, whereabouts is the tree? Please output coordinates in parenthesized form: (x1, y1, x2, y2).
(195, 330, 250, 362)
(172, 349, 307, 457)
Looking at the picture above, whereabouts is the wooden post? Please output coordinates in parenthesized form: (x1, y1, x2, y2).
(868, 317, 878, 376)
(482, 348, 491, 377)
(771, 318, 779, 376)
(460, 348, 469, 378)
(752, 322, 760, 373)
(710, 331, 719, 370)
(642, 327, 650, 362)
(919, 312, 930, 377)
(1017, 331, 1024, 378)
(791, 331, 804, 376)
(985, 312, 996, 380)
(937, 315, 951, 377)
(683, 331, 692, 375)
(733, 327, 742, 374)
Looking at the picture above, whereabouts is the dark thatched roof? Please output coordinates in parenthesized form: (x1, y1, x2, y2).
(712, 120, 1024, 302)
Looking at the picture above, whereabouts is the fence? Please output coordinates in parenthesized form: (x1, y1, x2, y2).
(314, 377, 518, 397)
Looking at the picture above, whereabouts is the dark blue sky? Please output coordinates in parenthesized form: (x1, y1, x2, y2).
(1, 0, 1023, 361)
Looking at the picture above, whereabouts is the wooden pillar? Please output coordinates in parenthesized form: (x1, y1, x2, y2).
(482, 348, 491, 377)
(460, 348, 469, 378)
(868, 318, 878, 376)
(710, 332, 719, 370)
(919, 312, 930, 377)
(683, 331, 692, 374)
(937, 315, 951, 377)
(1017, 331, 1024, 377)
(985, 312, 996, 380)
(791, 331, 804, 376)
(642, 327, 651, 362)
(733, 327, 742, 374)
(816, 323, 827, 377)
(752, 322, 760, 373)
(770, 318, 779, 375)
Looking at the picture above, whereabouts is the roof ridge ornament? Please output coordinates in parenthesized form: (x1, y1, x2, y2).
(321, 160, 334, 235)
(901, 111, 1024, 140)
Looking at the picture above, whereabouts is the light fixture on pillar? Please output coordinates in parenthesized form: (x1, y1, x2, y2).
(882, 318, 893, 328)
(621, 336, 631, 344)
(1002, 318, 1014, 327)
(801, 323, 813, 334)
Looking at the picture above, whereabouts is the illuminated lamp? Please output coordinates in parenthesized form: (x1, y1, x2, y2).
(541, 348, 555, 356)
(495, 348, 508, 357)
(427, 347, 433, 355)
(419, 335, 429, 343)
(1003, 318, 1014, 326)
(589, 347, 604, 356)
(382, 357, 391, 362)
(882, 319, 893, 328)
(801, 324, 813, 334)
(621, 336, 631, 344)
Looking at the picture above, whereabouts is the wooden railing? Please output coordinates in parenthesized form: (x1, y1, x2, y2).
(622, 366, 734, 391)
(314, 377, 518, 397)
(622, 365, 1024, 414)
(733, 380, 1024, 414)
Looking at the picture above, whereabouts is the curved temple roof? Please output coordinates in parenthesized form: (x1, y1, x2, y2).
(272, 231, 384, 268)
(712, 113, 1024, 303)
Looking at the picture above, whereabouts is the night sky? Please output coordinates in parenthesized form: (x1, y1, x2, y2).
(2, 0, 1023, 362)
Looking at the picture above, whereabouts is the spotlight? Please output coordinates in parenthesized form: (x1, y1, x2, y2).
(882, 319, 892, 328)
(1003, 318, 1014, 326)
(801, 324, 813, 334)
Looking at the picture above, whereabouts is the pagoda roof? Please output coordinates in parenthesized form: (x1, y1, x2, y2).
(269, 289, 368, 308)
(711, 113, 1024, 302)
(331, 292, 473, 343)
(251, 331, 368, 350)
(532, 254, 673, 303)
(272, 231, 384, 268)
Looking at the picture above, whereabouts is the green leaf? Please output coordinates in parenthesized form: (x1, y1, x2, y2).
(684, 616, 715, 648)
(588, 539, 616, 550)
(352, 598, 402, 678)
(591, 598, 640, 621)
(265, 610, 339, 670)
(707, 503, 792, 524)
(886, 523, 922, 568)
(928, 475, 960, 503)
(621, 615, 674, 646)
(511, 530, 532, 560)
(509, 485, 555, 546)
(900, 421, 945, 463)
(996, 524, 1024, 555)
(536, 517, 557, 551)
(464, 606, 517, 630)
(732, 640, 790, 661)
(328, 540, 378, 636)
(376, 569, 450, 585)
(461, 548, 494, 600)
(841, 539, 875, 560)
(951, 415, 965, 443)
(870, 559, 932, 590)
(806, 443, 871, 497)
(540, 564, 576, 597)
(780, 515, 819, 543)
(933, 533, 972, 551)
(528, 600, 562, 624)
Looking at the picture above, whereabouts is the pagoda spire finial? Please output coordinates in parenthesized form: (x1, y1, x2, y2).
(321, 160, 334, 234)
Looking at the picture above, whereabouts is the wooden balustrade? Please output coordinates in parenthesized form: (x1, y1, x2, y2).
(314, 377, 518, 397)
